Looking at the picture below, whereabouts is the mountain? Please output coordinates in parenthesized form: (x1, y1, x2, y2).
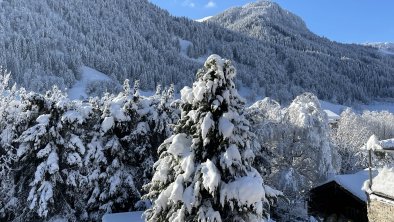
(1, 0, 394, 103)
(206, 1, 310, 40)
(206, 1, 394, 103)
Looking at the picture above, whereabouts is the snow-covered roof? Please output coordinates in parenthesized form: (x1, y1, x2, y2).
(378, 138, 394, 151)
(320, 169, 378, 202)
(324, 109, 340, 123)
(371, 167, 394, 200)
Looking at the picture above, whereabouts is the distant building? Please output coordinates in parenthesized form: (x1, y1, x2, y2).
(323, 109, 340, 127)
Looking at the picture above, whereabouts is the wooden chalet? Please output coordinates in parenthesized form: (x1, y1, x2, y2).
(308, 170, 372, 221)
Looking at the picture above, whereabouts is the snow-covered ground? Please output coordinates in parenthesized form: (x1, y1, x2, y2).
(102, 211, 144, 222)
(68, 70, 394, 116)
(195, 16, 213, 22)
(319, 100, 347, 115)
(320, 99, 394, 115)
(177, 38, 208, 63)
(178, 38, 193, 58)
(68, 66, 113, 100)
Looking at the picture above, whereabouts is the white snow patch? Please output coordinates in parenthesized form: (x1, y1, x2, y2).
(195, 16, 213, 22)
(61, 111, 84, 124)
(101, 116, 115, 133)
(321, 99, 394, 115)
(238, 86, 262, 105)
(366, 135, 380, 151)
(168, 133, 192, 157)
(319, 100, 347, 115)
(170, 175, 184, 202)
(371, 167, 394, 199)
(221, 144, 242, 168)
(102, 211, 144, 222)
(220, 174, 266, 211)
(201, 112, 214, 141)
(68, 66, 112, 100)
(181, 86, 193, 104)
(36, 114, 50, 125)
(178, 38, 193, 58)
(181, 153, 195, 181)
(178, 37, 209, 64)
(219, 115, 234, 139)
(201, 159, 221, 195)
(356, 101, 394, 114)
(182, 185, 194, 213)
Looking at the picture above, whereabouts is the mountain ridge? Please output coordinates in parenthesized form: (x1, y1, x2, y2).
(0, 0, 394, 103)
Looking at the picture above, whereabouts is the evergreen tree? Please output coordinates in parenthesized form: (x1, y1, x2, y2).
(144, 55, 280, 222)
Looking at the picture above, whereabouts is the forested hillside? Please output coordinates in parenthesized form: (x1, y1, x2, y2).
(1, 0, 394, 103)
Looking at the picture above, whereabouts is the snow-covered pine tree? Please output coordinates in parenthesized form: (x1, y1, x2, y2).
(13, 88, 67, 220)
(144, 55, 280, 222)
(138, 84, 179, 192)
(84, 84, 140, 220)
(59, 98, 99, 221)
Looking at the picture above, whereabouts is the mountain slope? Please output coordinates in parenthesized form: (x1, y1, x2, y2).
(207, 0, 394, 103)
(365, 42, 394, 55)
(1, 0, 394, 103)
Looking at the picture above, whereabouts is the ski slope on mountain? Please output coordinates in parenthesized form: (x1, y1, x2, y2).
(68, 66, 113, 100)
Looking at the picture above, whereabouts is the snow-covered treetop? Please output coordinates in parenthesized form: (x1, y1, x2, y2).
(145, 55, 280, 222)
(367, 135, 381, 151)
(286, 92, 327, 128)
(180, 54, 243, 108)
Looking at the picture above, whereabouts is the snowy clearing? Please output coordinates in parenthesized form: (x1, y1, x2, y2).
(178, 38, 208, 63)
(195, 16, 213, 22)
(320, 99, 394, 115)
(102, 211, 144, 222)
(68, 66, 113, 100)
(178, 38, 193, 58)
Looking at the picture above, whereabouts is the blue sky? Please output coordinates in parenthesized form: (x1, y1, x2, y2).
(149, 0, 394, 43)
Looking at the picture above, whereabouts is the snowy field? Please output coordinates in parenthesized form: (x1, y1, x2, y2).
(178, 37, 209, 63)
(68, 66, 113, 100)
(66, 66, 394, 116)
(102, 211, 144, 222)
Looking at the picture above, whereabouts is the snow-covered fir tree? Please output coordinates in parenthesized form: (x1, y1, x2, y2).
(144, 55, 281, 222)
(11, 88, 69, 220)
(0, 77, 179, 221)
